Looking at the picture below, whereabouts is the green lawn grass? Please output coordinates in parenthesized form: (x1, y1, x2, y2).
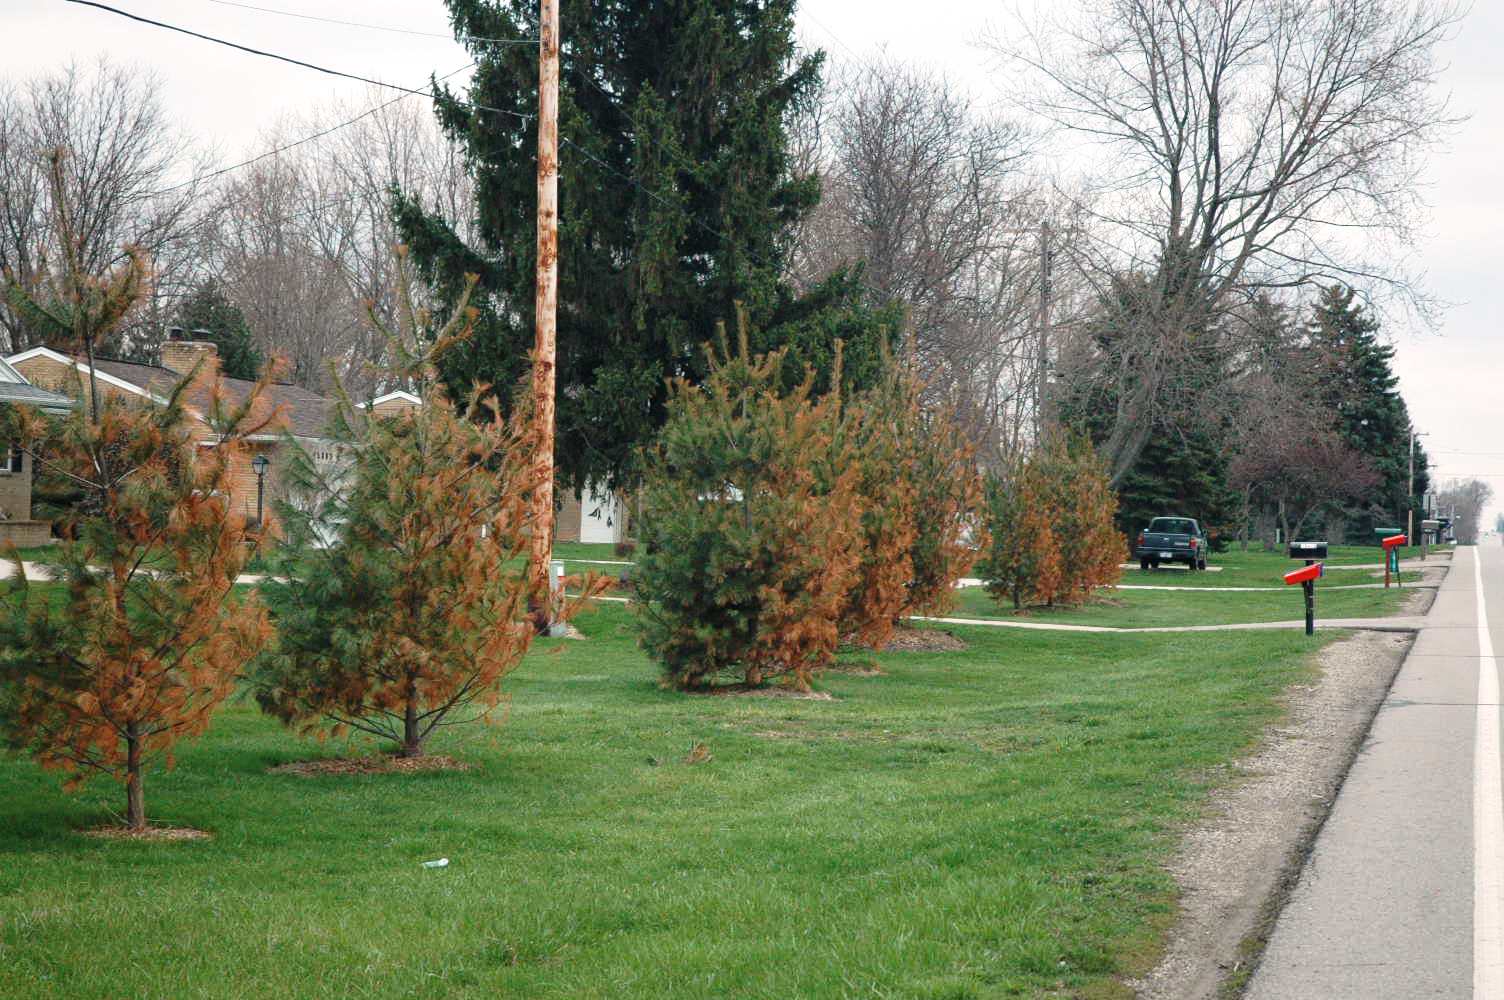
(551, 541, 629, 563)
(578, 541, 1451, 593)
(3, 545, 57, 564)
(0, 602, 1337, 999)
(1118, 543, 1449, 590)
(948, 580, 1409, 628)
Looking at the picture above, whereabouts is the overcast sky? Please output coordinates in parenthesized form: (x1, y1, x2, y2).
(9, 0, 1502, 526)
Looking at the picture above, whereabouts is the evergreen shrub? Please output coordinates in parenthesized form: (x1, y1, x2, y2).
(981, 436, 1124, 608)
(634, 323, 863, 690)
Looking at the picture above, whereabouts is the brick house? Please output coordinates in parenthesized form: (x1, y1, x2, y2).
(7, 338, 629, 545)
(0, 357, 75, 547)
(7, 339, 342, 532)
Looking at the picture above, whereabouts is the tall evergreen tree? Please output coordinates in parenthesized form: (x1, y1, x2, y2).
(1058, 273, 1245, 547)
(173, 279, 264, 381)
(396, 0, 897, 490)
(1113, 428, 1240, 548)
(1305, 285, 1426, 536)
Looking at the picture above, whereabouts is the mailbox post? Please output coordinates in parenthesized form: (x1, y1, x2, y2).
(1285, 541, 1328, 636)
(1374, 527, 1404, 584)
(1421, 519, 1441, 558)
(1379, 533, 1407, 589)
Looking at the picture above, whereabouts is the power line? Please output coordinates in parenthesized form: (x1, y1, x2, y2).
(153, 63, 476, 196)
(64, 0, 532, 125)
(1429, 474, 1504, 479)
(74, 0, 871, 299)
(798, 6, 862, 60)
(199, 0, 538, 45)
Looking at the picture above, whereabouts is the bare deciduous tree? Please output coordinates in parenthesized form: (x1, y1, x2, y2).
(207, 91, 475, 396)
(996, 0, 1462, 483)
(1228, 399, 1380, 543)
(793, 56, 1043, 463)
(1438, 479, 1493, 545)
(0, 58, 212, 358)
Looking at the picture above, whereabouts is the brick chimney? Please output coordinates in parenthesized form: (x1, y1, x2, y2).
(161, 329, 219, 376)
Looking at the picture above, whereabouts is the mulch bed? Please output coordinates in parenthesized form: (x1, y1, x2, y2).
(268, 755, 474, 777)
(81, 825, 212, 841)
(881, 626, 968, 652)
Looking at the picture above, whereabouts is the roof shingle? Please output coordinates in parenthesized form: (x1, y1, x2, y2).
(87, 358, 336, 439)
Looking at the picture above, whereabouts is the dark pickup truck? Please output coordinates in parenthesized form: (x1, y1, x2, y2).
(1135, 516, 1209, 571)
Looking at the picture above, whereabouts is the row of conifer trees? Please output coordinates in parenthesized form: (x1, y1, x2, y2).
(0, 232, 1122, 831)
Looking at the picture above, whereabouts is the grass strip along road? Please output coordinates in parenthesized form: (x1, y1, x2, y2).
(2, 601, 1345, 999)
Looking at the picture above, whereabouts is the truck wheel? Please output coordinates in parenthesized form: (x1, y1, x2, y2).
(1150, 559, 1160, 570)
(1197, 558, 1207, 571)
(1140, 558, 1150, 571)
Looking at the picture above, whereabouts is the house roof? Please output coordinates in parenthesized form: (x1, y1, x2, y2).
(362, 389, 423, 408)
(0, 356, 75, 413)
(5, 348, 336, 439)
(0, 381, 75, 412)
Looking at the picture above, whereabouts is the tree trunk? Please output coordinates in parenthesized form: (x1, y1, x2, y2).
(83, 335, 102, 427)
(1239, 488, 1251, 551)
(398, 693, 423, 758)
(1101, 375, 1159, 488)
(1289, 507, 1314, 544)
(125, 722, 145, 831)
(1254, 506, 1276, 550)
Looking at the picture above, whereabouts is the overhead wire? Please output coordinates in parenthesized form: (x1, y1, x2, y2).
(198, 0, 538, 44)
(74, 0, 898, 300)
(207, 162, 470, 247)
(799, 7, 862, 60)
(152, 63, 477, 196)
(64, 0, 533, 125)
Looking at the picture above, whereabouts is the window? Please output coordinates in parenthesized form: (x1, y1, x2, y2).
(1149, 518, 1195, 535)
(1, 447, 21, 474)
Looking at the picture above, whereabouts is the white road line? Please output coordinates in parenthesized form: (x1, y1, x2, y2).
(1474, 547, 1504, 998)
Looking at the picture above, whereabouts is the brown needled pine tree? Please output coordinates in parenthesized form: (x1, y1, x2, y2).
(981, 435, 1121, 611)
(0, 151, 276, 832)
(636, 314, 864, 691)
(253, 248, 603, 760)
(838, 367, 986, 649)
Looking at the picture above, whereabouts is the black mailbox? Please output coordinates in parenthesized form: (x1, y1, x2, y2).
(1288, 541, 1328, 560)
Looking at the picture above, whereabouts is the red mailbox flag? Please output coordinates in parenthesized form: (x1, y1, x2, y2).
(1284, 563, 1323, 586)
(1381, 534, 1407, 549)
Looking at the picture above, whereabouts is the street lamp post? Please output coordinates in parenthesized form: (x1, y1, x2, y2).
(251, 453, 269, 528)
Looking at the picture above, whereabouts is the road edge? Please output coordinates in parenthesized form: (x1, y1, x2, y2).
(1127, 563, 1444, 999)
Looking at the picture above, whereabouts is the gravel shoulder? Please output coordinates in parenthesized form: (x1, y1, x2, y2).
(1128, 555, 1446, 999)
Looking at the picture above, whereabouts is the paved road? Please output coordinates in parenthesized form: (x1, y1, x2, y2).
(1247, 545, 1503, 999)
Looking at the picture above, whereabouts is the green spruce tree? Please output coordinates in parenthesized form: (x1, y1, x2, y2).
(1305, 285, 1426, 538)
(1113, 428, 1240, 549)
(172, 279, 264, 381)
(396, 0, 898, 491)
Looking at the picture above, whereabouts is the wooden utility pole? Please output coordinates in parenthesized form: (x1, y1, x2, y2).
(529, 0, 560, 614)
